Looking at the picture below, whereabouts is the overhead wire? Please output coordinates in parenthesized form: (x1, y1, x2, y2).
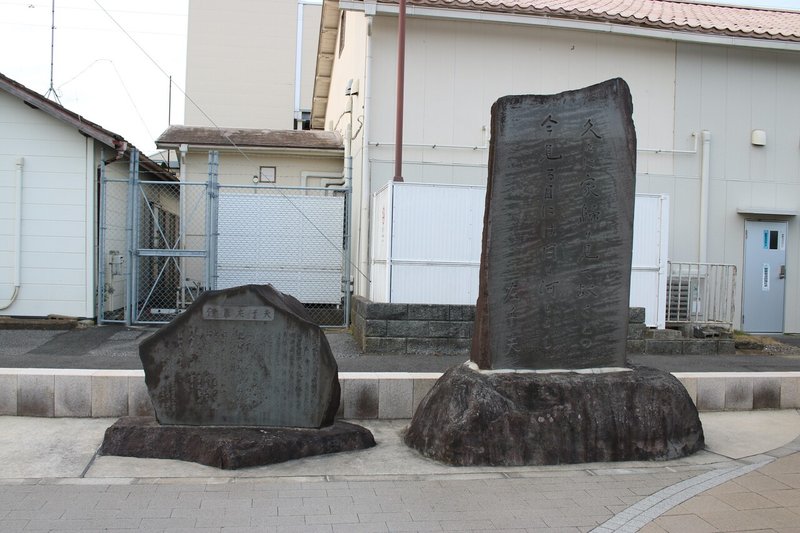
(91, 0, 370, 283)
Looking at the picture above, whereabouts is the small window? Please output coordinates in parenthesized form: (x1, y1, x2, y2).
(764, 229, 780, 250)
(259, 166, 276, 183)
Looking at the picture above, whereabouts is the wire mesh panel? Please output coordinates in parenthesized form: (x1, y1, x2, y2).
(216, 186, 349, 327)
(98, 178, 130, 322)
(133, 181, 208, 324)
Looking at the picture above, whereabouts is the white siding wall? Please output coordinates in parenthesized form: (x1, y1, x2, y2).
(182, 151, 342, 186)
(185, 0, 322, 129)
(326, 10, 800, 331)
(0, 90, 95, 317)
(638, 43, 800, 331)
(373, 183, 669, 325)
(364, 16, 676, 190)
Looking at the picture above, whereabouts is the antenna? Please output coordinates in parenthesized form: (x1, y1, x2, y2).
(44, 0, 61, 103)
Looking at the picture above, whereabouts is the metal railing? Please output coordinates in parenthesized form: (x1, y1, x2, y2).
(666, 261, 737, 330)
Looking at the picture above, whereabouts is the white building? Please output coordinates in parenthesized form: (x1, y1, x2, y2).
(313, 0, 800, 333)
(0, 72, 175, 319)
(184, 0, 323, 130)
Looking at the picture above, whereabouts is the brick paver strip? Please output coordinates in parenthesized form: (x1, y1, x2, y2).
(591, 459, 773, 533)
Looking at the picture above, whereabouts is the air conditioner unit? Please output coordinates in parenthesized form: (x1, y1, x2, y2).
(667, 277, 704, 322)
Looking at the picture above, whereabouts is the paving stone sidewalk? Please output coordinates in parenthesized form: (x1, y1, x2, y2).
(2, 453, 799, 533)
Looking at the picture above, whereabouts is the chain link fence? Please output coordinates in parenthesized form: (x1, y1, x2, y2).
(216, 185, 350, 327)
(98, 177, 130, 323)
(99, 157, 351, 327)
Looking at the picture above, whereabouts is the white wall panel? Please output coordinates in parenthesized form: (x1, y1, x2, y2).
(391, 264, 479, 305)
(630, 195, 670, 327)
(390, 183, 484, 264)
(0, 90, 94, 317)
(373, 182, 667, 317)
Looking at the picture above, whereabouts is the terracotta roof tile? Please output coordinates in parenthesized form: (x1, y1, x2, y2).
(383, 0, 800, 41)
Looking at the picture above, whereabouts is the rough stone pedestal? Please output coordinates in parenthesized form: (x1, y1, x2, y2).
(404, 364, 703, 466)
(101, 417, 376, 470)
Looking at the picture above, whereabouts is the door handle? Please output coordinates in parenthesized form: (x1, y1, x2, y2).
(780, 265, 786, 279)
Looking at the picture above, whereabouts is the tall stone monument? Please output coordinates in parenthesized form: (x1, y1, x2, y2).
(472, 78, 635, 370)
(405, 79, 704, 466)
(101, 285, 375, 469)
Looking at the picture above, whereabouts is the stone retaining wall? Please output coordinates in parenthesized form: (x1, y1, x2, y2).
(352, 296, 475, 355)
(353, 297, 733, 356)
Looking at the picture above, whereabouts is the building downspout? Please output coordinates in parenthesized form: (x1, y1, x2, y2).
(699, 130, 711, 263)
(393, 0, 406, 182)
(294, 0, 304, 125)
(1, 158, 24, 310)
(359, 8, 374, 297)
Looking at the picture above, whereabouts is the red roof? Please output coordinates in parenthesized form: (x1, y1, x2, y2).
(383, 0, 800, 41)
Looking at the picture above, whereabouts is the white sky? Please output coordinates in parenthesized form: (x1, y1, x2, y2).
(0, 0, 797, 157)
(0, 0, 188, 157)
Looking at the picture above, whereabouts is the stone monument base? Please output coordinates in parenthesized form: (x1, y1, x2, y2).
(101, 417, 376, 470)
(404, 364, 703, 466)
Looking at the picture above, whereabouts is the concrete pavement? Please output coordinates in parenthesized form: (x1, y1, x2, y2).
(0, 411, 799, 532)
(2, 325, 800, 530)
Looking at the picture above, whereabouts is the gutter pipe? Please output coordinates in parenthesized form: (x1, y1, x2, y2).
(359, 9, 374, 297)
(294, 0, 304, 123)
(699, 130, 711, 263)
(393, 0, 406, 182)
(1, 158, 23, 310)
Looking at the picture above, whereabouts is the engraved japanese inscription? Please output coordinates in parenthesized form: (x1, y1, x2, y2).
(471, 78, 636, 370)
(139, 284, 339, 428)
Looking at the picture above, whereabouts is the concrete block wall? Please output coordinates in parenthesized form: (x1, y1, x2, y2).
(354, 298, 732, 356)
(2, 368, 799, 419)
(352, 296, 474, 355)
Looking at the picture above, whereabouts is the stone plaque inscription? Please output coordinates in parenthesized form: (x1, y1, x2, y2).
(140, 285, 339, 428)
(471, 78, 636, 370)
(202, 305, 275, 321)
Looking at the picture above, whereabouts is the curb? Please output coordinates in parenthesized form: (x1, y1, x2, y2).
(2, 369, 800, 420)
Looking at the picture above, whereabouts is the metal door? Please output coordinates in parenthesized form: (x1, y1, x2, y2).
(743, 220, 787, 332)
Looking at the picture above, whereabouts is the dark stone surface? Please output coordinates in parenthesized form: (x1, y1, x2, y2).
(406, 337, 472, 356)
(101, 416, 375, 470)
(364, 301, 409, 320)
(682, 340, 717, 356)
(646, 339, 684, 355)
(628, 323, 646, 340)
(364, 319, 388, 337)
(626, 340, 646, 354)
(753, 379, 781, 409)
(405, 364, 703, 466)
(629, 307, 646, 324)
(718, 339, 736, 354)
(407, 304, 450, 321)
(471, 78, 636, 370)
(448, 305, 476, 322)
(139, 284, 339, 428)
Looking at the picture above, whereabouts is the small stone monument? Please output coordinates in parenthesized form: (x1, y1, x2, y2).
(405, 79, 704, 465)
(101, 285, 375, 469)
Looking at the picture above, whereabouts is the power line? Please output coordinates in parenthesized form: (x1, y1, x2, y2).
(91, 0, 369, 282)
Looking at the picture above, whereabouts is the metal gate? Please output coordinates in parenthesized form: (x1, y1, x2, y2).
(98, 149, 212, 325)
(98, 150, 351, 327)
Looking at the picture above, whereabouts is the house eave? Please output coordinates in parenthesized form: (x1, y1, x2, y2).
(337, 1, 800, 52)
